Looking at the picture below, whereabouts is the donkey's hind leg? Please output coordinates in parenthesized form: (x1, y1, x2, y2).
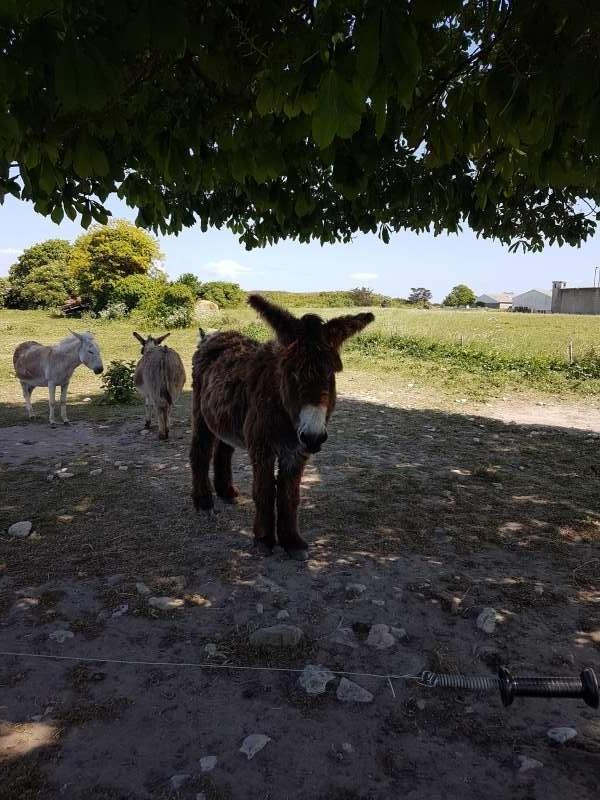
(190, 398, 215, 512)
(20, 382, 35, 419)
(157, 403, 169, 440)
(214, 440, 239, 503)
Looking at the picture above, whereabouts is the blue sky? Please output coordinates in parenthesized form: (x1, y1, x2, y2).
(2, 194, 600, 302)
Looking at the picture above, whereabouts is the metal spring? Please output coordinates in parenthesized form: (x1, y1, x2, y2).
(419, 667, 599, 708)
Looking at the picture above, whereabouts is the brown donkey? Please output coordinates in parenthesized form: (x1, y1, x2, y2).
(190, 295, 374, 559)
(133, 332, 186, 440)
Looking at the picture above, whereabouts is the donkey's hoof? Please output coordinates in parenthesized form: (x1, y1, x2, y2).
(253, 540, 274, 557)
(63, 420, 71, 426)
(287, 548, 309, 562)
(203, 508, 219, 519)
(217, 486, 239, 504)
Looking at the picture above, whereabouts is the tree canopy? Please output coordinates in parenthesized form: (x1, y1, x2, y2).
(408, 287, 432, 304)
(443, 283, 476, 306)
(2, 2, 600, 252)
(69, 218, 162, 309)
(8, 239, 72, 283)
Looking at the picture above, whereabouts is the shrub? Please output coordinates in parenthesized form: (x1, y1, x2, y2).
(101, 360, 138, 404)
(199, 281, 246, 308)
(175, 272, 203, 297)
(112, 273, 163, 310)
(98, 302, 129, 320)
(17, 261, 77, 309)
(349, 286, 376, 306)
(139, 282, 195, 328)
(443, 284, 476, 307)
(0, 277, 9, 309)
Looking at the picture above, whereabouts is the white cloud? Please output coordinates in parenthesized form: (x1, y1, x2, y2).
(204, 259, 251, 280)
(350, 272, 378, 281)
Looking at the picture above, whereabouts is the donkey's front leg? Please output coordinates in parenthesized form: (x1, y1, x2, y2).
(48, 383, 57, 426)
(60, 383, 70, 424)
(277, 454, 309, 560)
(190, 410, 215, 512)
(251, 453, 276, 554)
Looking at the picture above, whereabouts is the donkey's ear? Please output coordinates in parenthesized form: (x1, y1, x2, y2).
(324, 312, 375, 349)
(248, 294, 299, 344)
(132, 331, 146, 345)
(69, 328, 84, 341)
(155, 333, 170, 344)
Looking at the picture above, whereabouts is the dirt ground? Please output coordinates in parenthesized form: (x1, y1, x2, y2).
(1, 387, 599, 800)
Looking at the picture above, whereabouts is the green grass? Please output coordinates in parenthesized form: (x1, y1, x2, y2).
(2, 306, 600, 418)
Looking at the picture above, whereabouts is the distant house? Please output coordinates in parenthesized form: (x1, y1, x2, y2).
(475, 292, 514, 310)
(512, 289, 552, 313)
(551, 280, 600, 315)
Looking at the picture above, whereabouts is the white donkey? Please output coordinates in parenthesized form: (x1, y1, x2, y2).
(13, 331, 104, 425)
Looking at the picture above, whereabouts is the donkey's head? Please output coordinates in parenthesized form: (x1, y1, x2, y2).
(133, 332, 170, 354)
(248, 295, 374, 453)
(70, 330, 104, 374)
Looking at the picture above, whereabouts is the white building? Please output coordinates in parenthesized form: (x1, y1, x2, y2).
(512, 289, 552, 313)
(475, 292, 514, 310)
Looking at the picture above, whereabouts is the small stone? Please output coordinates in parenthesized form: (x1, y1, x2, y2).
(49, 629, 74, 643)
(199, 755, 217, 772)
(370, 599, 386, 607)
(82, 397, 92, 403)
(204, 643, 217, 656)
(89, 468, 103, 476)
(336, 678, 373, 703)
(476, 607, 498, 634)
(345, 583, 367, 598)
(416, 699, 426, 711)
(136, 582, 151, 596)
(518, 755, 544, 773)
(256, 602, 264, 615)
(298, 664, 335, 695)
(8, 521, 33, 538)
(111, 603, 129, 618)
(240, 733, 271, 760)
(57, 515, 73, 523)
(276, 609, 290, 620)
(148, 596, 184, 611)
(547, 727, 577, 744)
(250, 624, 303, 649)
(140, 428, 149, 435)
(56, 472, 74, 479)
(328, 627, 359, 649)
(169, 774, 190, 790)
(341, 742, 354, 754)
(105, 574, 124, 586)
(118, 465, 128, 472)
(366, 623, 396, 650)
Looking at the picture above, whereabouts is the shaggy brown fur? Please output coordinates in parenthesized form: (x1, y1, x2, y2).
(190, 295, 374, 559)
(133, 333, 186, 440)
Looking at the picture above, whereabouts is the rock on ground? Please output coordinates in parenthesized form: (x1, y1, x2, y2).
(8, 521, 33, 538)
(250, 624, 303, 649)
(336, 678, 374, 703)
(148, 596, 185, 611)
(366, 623, 396, 649)
(199, 755, 217, 772)
(48, 629, 74, 643)
(240, 734, 271, 760)
(169, 774, 190, 790)
(476, 607, 498, 634)
(547, 727, 577, 744)
(518, 755, 544, 773)
(298, 664, 335, 695)
(345, 583, 367, 598)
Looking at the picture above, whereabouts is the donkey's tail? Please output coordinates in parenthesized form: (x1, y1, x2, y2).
(158, 356, 172, 408)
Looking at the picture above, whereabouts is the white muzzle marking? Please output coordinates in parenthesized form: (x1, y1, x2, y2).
(298, 404, 327, 442)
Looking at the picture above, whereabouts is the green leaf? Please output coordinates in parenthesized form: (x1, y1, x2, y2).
(355, 8, 381, 90)
(371, 80, 388, 139)
(50, 204, 64, 224)
(312, 69, 364, 148)
(73, 134, 110, 178)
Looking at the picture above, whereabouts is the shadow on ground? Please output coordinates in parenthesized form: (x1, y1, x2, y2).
(1, 394, 599, 800)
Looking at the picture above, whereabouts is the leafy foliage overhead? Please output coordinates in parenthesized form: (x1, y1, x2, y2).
(2, 1, 600, 252)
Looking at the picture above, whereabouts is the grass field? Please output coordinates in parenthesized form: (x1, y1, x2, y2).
(2, 306, 600, 420)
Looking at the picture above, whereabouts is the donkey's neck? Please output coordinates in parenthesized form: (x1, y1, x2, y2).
(52, 337, 82, 371)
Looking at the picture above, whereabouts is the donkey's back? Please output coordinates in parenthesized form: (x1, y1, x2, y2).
(135, 343, 186, 439)
(13, 341, 50, 383)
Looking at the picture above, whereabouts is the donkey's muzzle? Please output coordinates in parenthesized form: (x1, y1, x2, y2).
(94, 367, 104, 375)
(299, 430, 328, 453)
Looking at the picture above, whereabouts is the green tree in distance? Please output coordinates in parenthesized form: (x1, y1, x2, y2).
(70, 219, 162, 309)
(18, 261, 77, 309)
(199, 282, 246, 308)
(443, 284, 477, 307)
(408, 287, 432, 305)
(1, 2, 599, 253)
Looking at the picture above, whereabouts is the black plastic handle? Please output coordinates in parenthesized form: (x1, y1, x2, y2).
(498, 666, 599, 708)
